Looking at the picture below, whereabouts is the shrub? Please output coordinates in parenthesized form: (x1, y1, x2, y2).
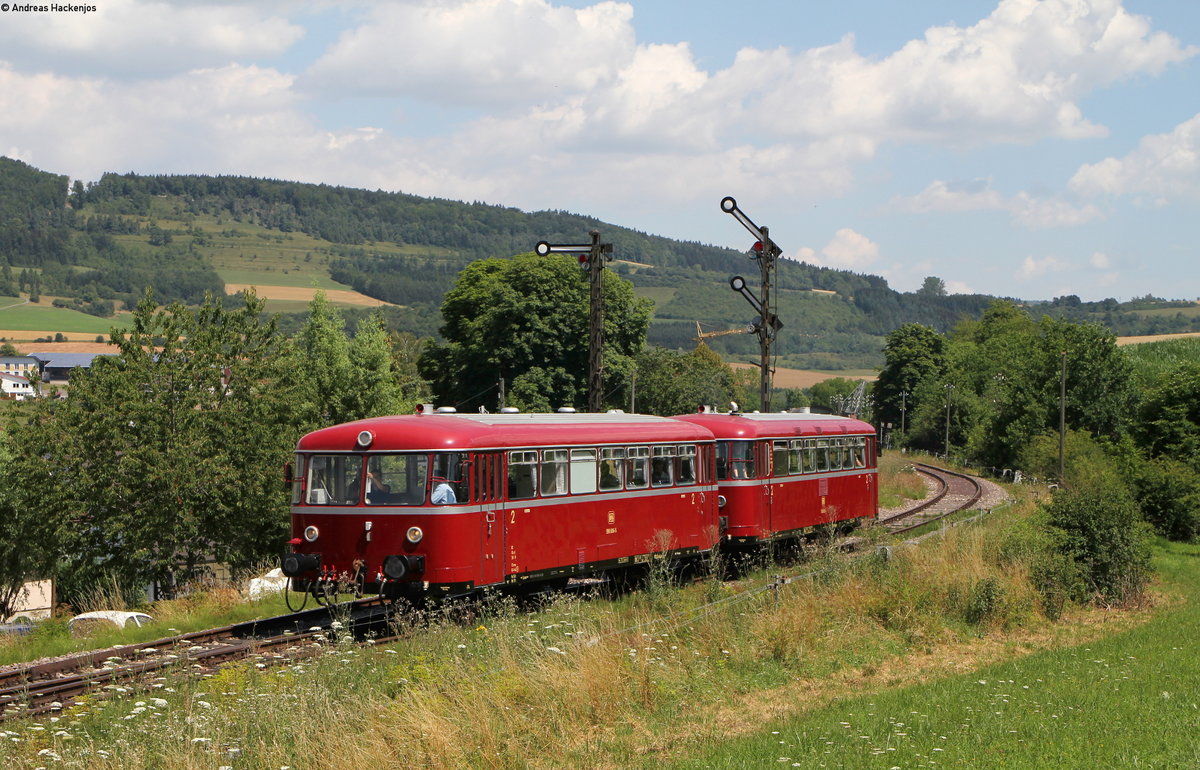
(1129, 456, 1200, 542)
(1038, 481, 1153, 606)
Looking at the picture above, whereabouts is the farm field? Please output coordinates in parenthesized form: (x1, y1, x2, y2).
(223, 283, 395, 308)
(0, 298, 132, 339)
(1116, 331, 1200, 345)
(731, 362, 877, 389)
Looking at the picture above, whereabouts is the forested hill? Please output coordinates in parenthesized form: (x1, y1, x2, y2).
(3, 157, 1197, 369)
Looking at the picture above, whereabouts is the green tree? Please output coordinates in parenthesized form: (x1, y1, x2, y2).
(294, 291, 355, 427)
(1134, 361, 1200, 464)
(6, 290, 300, 603)
(0, 432, 57, 618)
(632, 344, 739, 416)
(874, 323, 947, 440)
(419, 253, 652, 412)
(917, 276, 946, 297)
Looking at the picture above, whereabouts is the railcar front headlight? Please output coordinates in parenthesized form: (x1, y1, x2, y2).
(304, 525, 320, 542)
(406, 526, 424, 544)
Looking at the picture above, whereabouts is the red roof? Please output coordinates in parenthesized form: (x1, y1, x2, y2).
(673, 411, 875, 439)
(297, 412, 715, 452)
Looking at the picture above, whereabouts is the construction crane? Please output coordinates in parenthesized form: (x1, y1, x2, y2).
(693, 321, 751, 345)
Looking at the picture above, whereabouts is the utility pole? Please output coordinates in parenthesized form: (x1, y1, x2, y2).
(535, 231, 613, 413)
(1059, 350, 1067, 485)
(899, 390, 908, 437)
(721, 196, 783, 412)
(944, 383, 955, 457)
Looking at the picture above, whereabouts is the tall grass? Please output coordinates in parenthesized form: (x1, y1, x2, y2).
(2, 495, 1119, 768)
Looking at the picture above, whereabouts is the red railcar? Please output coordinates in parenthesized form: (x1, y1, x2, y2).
(673, 411, 878, 546)
(281, 411, 720, 602)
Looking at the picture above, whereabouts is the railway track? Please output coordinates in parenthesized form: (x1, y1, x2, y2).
(878, 462, 984, 536)
(0, 596, 399, 722)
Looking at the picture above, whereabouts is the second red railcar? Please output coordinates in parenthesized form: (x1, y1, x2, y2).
(674, 410, 878, 546)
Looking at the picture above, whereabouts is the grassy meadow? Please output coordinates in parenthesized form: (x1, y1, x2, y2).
(4, 465, 1195, 769)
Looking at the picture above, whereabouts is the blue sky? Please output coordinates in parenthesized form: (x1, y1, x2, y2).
(1, 0, 1196, 301)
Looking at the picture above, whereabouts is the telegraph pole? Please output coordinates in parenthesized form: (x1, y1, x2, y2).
(1059, 350, 1067, 485)
(944, 383, 955, 457)
(535, 231, 613, 413)
(721, 197, 783, 412)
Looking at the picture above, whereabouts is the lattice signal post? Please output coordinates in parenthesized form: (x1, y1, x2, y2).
(534, 231, 613, 413)
(721, 197, 783, 412)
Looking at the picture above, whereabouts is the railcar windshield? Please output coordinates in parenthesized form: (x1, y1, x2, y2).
(305, 455, 362, 506)
(716, 441, 756, 480)
(366, 453, 430, 505)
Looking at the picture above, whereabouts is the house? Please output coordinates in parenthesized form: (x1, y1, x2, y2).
(0, 372, 35, 399)
(0, 354, 46, 380)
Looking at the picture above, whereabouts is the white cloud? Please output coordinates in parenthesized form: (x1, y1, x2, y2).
(891, 179, 1101, 228)
(1069, 113, 1200, 202)
(304, 0, 637, 105)
(793, 228, 880, 270)
(1008, 192, 1102, 228)
(890, 179, 1006, 213)
(1089, 251, 1111, 269)
(1018, 254, 1073, 279)
(945, 280, 977, 295)
(743, 0, 1194, 146)
(0, 1, 304, 77)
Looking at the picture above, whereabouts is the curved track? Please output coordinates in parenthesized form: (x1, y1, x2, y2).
(878, 463, 984, 536)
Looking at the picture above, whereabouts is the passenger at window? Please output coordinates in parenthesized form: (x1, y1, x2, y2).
(432, 477, 457, 505)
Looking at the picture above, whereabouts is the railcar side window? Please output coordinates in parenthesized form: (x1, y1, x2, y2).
(725, 441, 756, 479)
(627, 446, 650, 489)
(773, 441, 788, 477)
(815, 439, 829, 473)
(570, 449, 598, 494)
(789, 440, 803, 475)
(676, 445, 697, 485)
(306, 455, 360, 505)
(508, 451, 538, 500)
(599, 448, 624, 490)
(651, 446, 675, 487)
(430, 453, 467, 505)
(852, 438, 866, 468)
(829, 438, 843, 471)
(290, 453, 305, 504)
(541, 449, 569, 497)
(365, 454, 429, 505)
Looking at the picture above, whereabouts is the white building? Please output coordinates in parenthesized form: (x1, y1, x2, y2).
(0, 371, 35, 399)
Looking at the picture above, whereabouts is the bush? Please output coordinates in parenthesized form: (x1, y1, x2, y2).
(1130, 457, 1200, 542)
(1038, 481, 1153, 606)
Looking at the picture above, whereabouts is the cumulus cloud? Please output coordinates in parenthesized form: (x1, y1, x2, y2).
(793, 228, 880, 270)
(304, 0, 638, 105)
(945, 280, 977, 295)
(1018, 254, 1073, 279)
(1069, 113, 1200, 202)
(0, 0, 304, 78)
(1008, 192, 1102, 228)
(890, 179, 1006, 213)
(891, 179, 1102, 228)
(739, 0, 1194, 146)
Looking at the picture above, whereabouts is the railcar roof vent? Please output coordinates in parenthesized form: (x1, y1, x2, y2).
(500, 406, 520, 413)
(435, 406, 457, 414)
(557, 407, 577, 413)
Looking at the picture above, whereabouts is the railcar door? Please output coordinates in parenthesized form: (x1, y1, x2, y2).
(475, 452, 505, 585)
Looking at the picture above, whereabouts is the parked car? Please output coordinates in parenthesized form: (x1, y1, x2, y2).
(67, 610, 155, 635)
